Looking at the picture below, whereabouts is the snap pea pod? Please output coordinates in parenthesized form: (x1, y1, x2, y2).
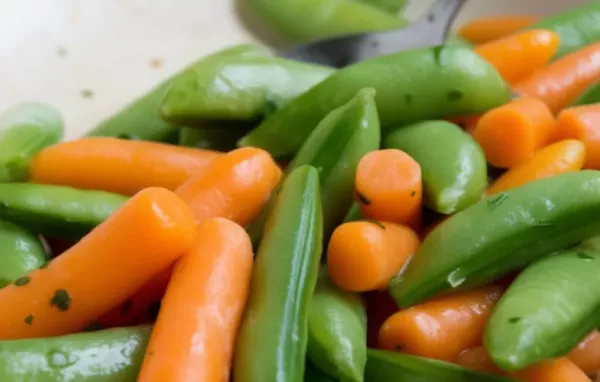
(161, 56, 334, 124)
(0, 219, 47, 288)
(485, 247, 600, 371)
(0, 326, 150, 382)
(343, 202, 363, 223)
(308, 267, 367, 382)
(525, 1, 600, 59)
(0, 183, 127, 238)
(86, 44, 270, 141)
(570, 80, 600, 106)
(240, 44, 511, 157)
(365, 349, 516, 382)
(0, 102, 63, 182)
(357, 0, 407, 14)
(248, 0, 406, 43)
(178, 126, 251, 152)
(390, 171, 600, 308)
(247, 88, 380, 245)
(234, 165, 323, 382)
(385, 120, 487, 214)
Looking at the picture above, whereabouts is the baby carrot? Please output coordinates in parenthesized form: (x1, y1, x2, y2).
(487, 139, 586, 195)
(0, 187, 196, 339)
(475, 30, 560, 84)
(555, 104, 600, 169)
(378, 286, 503, 362)
(96, 265, 173, 328)
(456, 348, 591, 382)
(355, 149, 422, 227)
(30, 137, 221, 195)
(513, 41, 600, 113)
(512, 358, 591, 382)
(568, 331, 600, 375)
(327, 221, 419, 292)
(474, 97, 555, 168)
(458, 15, 539, 45)
(175, 147, 282, 227)
(139, 218, 253, 382)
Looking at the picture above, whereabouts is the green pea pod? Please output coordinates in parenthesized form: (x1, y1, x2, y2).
(570, 80, 600, 106)
(0, 183, 127, 238)
(0, 326, 149, 381)
(0, 219, 47, 287)
(365, 349, 516, 382)
(234, 165, 323, 382)
(178, 126, 251, 152)
(247, 88, 380, 245)
(240, 44, 510, 157)
(525, 2, 600, 59)
(485, 247, 600, 371)
(86, 44, 270, 142)
(356, 0, 407, 14)
(0, 102, 63, 182)
(161, 56, 334, 124)
(390, 170, 600, 308)
(308, 267, 367, 382)
(248, 0, 406, 43)
(305, 359, 337, 382)
(385, 120, 487, 214)
(343, 202, 363, 223)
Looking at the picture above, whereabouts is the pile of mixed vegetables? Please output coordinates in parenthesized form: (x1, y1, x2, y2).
(3, 1, 600, 381)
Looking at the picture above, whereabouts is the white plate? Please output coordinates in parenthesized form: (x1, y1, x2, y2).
(0, 0, 589, 139)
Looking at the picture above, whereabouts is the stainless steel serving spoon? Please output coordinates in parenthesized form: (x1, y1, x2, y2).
(280, 0, 467, 67)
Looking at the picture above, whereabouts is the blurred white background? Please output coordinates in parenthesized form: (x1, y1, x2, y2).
(0, 0, 589, 138)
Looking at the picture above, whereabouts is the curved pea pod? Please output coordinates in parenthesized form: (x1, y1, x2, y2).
(385, 120, 487, 214)
(365, 349, 516, 382)
(526, 2, 600, 59)
(308, 267, 367, 382)
(485, 248, 600, 371)
(161, 56, 334, 124)
(247, 88, 380, 244)
(234, 165, 323, 382)
(357, 0, 407, 14)
(0, 219, 47, 288)
(86, 44, 270, 141)
(0, 102, 63, 182)
(248, 0, 405, 43)
(0, 183, 127, 238)
(0, 326, 149, 381)
(570, 80, 600, 106)
(240, 44, 511, 157)
(178, 126, 250, 152)
(390, 170, 600, 308)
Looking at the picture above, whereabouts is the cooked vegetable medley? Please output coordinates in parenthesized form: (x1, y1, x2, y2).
(5, 2, 600, 381)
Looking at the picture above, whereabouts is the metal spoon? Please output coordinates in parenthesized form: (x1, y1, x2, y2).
(280, 0, 466, 67)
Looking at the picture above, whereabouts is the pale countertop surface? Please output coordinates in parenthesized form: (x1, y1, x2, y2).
(0, 0, 588, 139)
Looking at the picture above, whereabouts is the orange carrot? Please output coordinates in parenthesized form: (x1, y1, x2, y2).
(474, 97, 555, 168)
(475, 30, 560, 84)
(568, 331, 600, 375)
(456, 348, 591, 382)
(355, 149, 422, 227)
(487, 139, 585, 195)
(378, 286, 503, 362)
(514, 42, 600, 114)
(512, 358, 591, 382)
(458, 15, 539, 45)
(30, 137, 221, 195)
(327, 220, 419, 292)
(96, 265, 174, 328)
(175, 147, 282, 227)
(555, 104, 600, 169)
(0, 187, 196, 339)
(455, 347, 504, 375)
(139, 218, 253, 382)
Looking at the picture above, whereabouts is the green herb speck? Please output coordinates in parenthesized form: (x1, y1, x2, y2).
(365, 220, 386, 230)
(487, 193, 508, 208)
(14, 276, 30, 286)
(356, 190, 372, 206)
(447, 89, 464, 101)
(410, 191, 416, 197)
(24, 314, 33, 325)
(508, 317, 521, 324)
(81, 89, 94, 99)
(578, 252, 595, 260)
(50, 289, 71, 312)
